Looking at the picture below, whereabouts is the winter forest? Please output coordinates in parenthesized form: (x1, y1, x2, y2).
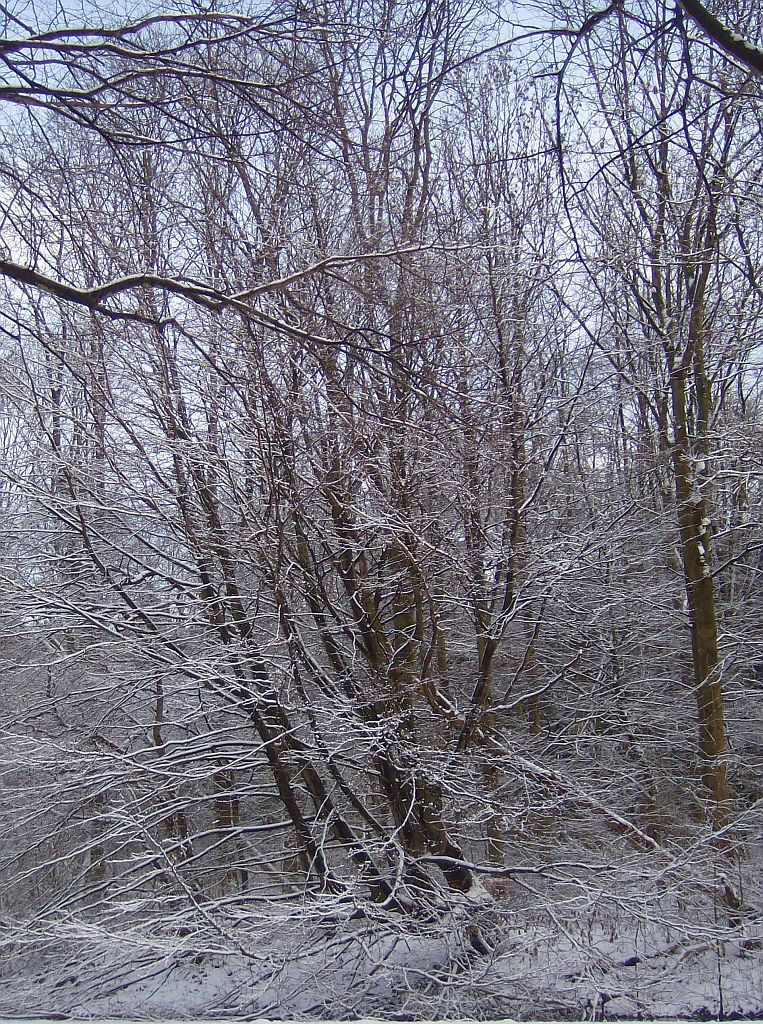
(0, 0, 761, 1017)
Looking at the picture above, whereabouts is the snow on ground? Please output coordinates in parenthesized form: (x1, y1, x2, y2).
(1, 883, 761, 1022)
(0, 930, 760, 1022)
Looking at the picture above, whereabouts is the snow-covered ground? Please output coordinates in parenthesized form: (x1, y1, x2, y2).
(0, 923, 760, 1022)
(1, 871, 761, 1022)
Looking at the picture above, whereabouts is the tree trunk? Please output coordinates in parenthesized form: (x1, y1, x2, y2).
(669, 364, 732, 830)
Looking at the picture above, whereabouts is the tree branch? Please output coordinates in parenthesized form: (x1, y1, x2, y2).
(677, 0, 763, 75)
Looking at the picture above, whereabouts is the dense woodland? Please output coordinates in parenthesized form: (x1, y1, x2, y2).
(0, 0, 761, 1017)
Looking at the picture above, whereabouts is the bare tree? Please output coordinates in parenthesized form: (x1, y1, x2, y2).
(0, 0, 761, 1017)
